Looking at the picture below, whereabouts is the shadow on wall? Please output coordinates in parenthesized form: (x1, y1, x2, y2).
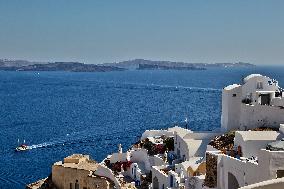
(228, 172, 240, 189)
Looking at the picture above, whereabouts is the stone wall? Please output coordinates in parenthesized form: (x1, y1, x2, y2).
(204, 152, 218, 188)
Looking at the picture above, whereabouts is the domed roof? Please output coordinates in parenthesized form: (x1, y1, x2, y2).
(243, 74, 263, 83)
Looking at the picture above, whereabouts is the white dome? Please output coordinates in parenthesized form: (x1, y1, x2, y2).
(243, 74, 263, 83)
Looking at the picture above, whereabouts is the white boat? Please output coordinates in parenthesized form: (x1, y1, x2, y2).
(15, 139, 29, 151)
(15, 144, 28, 151)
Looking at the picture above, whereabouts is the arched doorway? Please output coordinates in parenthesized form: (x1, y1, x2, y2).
(153, 176, 159, 189)
(228, 172, 239, 189)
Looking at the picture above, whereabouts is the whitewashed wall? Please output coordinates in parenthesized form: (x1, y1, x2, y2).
(221, 85, 242, 131)
(258, 149, 284, 180)
(141, 130, 174, 140)
(149, 155, 167, 167)
(271, 97, 284, 107)
(217, 154, 259, 189)
(239, 177, 284, 189)
(175, 133, 210, 160)
(240, 104, 284, 130)
(109, 152, 128, 163)
(151, 165, 169, 189)
(234, 132, 280, 158)
(130, 148, 151, 173)
(241, 76, 278, 101)
(94, 164, 121, 188)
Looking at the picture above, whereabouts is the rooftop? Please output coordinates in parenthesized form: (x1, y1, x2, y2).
(266, 139, 284, 151)
(54, 154, 98, 171)
(243, 74, 263, 83)
(181, 157, 204, 171)
(168, 126, 192, 138)
(236, 131, 280, 141)
(224, 84, 241, 90)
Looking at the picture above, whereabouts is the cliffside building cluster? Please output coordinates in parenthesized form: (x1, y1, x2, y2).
(27, 74, 284, 189)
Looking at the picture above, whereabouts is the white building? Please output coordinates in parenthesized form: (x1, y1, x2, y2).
(204, 74, 284, 189)
(150, 74, 284, 189)
(207, 126, 284, 189)
(222, 74, 284, 131)
(147, 126, 221, 189)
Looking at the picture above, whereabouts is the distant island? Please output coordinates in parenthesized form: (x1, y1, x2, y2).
(0, 58, 255, 72)
(137, 63, 206, 70)
(0, 60, 125, 72)
(102, 59, 255, 70)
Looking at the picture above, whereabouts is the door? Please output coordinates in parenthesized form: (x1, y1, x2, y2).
(260, 94, 270, 105)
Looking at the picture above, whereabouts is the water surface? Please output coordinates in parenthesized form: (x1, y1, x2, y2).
(0, 66, 283, 188)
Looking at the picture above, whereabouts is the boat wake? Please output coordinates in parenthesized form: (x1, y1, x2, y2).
(27, 142, 58, 149)
(101, 81, 221, 92)
(26, 128, 137, 151)
(149, 84, 221, 92)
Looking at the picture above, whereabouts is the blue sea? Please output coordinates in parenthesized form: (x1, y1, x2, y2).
(0, 66, 283, 188)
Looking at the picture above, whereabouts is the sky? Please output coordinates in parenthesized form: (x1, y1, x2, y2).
(0, 0, 283, 65)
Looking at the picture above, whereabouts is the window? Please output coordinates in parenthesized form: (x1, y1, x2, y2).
(75, 180, 79, 189)
(232, 94, 237, 97)
(170, 175, 174, 187)
(257, 82, 263, 89)
(70, 183, 73, 189)
(277, 170, 284, 178)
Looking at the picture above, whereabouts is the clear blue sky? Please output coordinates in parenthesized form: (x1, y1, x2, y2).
(0, 0, 283, 65)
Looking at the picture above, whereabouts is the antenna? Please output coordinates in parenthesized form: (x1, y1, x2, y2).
(185, 117, 188, 129)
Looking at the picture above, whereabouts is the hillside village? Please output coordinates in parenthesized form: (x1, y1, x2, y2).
(27, 74, 284, 189)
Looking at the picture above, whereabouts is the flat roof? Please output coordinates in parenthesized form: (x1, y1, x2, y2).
(181, 157, 204, 171)
(224, 84, 241, 90)
(65, 154, 89, 159)
(236, 131, 280, 141)
(54, 160, 98, 171)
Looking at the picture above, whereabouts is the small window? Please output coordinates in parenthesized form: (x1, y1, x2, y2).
(170, 175, 174, 187)
(75, 180, 79, 189)
(232, 94, 237, 97)
(257, 82, 263, 89)
(277, 170, 284, 178)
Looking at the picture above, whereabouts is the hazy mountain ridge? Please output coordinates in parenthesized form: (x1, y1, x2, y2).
(102, 59, 255, 69)
(0, 60, 125, 72)
(137, 63, 206, 70)
(0, 58, 255, 72)
(0, 59, 44, 67)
